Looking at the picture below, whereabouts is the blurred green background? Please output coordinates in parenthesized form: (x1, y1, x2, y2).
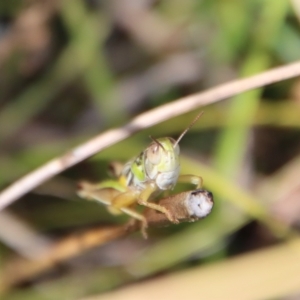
(1, 0, 300, 299)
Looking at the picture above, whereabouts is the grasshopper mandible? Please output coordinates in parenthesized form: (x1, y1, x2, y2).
(78, 112, 205, 237)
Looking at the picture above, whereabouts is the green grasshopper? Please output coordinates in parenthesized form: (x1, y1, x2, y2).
(78, 112, 204, 237)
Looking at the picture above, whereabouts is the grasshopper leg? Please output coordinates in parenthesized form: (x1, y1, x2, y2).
(78, 182, 148, 237)
(120, 207, 148, 238)
(138, 184, 179, 224)
(111, 191, 148, 238)
(111, 191, 139, 208)
(178, 174, 203, 188)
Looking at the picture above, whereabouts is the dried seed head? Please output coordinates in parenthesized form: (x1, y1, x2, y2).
(185, 189, 214, 218)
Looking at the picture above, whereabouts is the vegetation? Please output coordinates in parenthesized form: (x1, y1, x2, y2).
(1, 0, 300, 299)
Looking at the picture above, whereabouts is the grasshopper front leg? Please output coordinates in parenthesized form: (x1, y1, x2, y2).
(178, 174, 203, 189)
(137, 183, 180, 224)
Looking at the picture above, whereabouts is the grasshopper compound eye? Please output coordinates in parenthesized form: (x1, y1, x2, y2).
(147, 136, 165, 165)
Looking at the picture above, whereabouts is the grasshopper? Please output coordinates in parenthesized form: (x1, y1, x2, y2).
(78, 112, 205, 237)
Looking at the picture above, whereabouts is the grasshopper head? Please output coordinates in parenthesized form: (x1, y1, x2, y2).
(144, 137, 180, 190)
(137, 112, 203, 191)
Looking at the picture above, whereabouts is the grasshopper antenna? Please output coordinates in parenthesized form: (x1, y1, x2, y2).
(149, 135, 166, 151)
(174, 111, 204, 147)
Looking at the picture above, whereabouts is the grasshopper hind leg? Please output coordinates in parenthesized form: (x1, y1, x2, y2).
(78, 182, 148, 238)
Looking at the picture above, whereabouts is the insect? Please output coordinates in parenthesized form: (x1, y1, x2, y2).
(78, 112, 204, 237)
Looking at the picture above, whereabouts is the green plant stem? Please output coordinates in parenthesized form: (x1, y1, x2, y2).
(214, 0, 290, 178)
